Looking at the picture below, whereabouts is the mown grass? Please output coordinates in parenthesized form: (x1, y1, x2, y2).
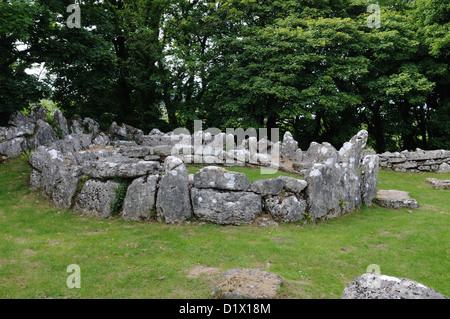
(0, 158, 448, 299)
(186, 164, 303, 181)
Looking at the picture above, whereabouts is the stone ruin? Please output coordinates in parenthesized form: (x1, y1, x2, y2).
(378, 149, 450, 173)
(0, 105, 382, 225)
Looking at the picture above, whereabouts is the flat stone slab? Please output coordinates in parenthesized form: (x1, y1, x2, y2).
(426, 178, 450, 190)
(342, 273, 447, 299)
(212, 268, 283, 299)
(374, 190, 420, 210)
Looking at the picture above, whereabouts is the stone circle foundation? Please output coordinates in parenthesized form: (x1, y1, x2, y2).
(1, 107, 384, 224)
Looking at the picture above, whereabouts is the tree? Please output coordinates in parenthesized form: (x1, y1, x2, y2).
(0, 0, 50, 125)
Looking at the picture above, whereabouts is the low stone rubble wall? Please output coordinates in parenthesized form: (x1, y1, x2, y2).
(378, 150, 450, 173)
(1, 106, 382, 225)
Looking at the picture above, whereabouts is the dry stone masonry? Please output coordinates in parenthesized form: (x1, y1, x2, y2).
(379, 149, 450, 173)
(0, 105, 424, 225)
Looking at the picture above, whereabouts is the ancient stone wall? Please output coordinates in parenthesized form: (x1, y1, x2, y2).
(1, 107, 381, 225)
(378, 150, 450, 173)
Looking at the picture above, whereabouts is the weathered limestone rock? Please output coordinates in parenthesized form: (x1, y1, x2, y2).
(379, 150, 450, 173)
(191, 188, 262, 225)
(30, 169, 43, 191)
(339, 130, 369, 170)
(193, 166, 250, 191)
(156, 156, 192, 223)
(437, 163, 450, 173)
(8, 111, 35, 135)
(294, 141, 340, 175)
(120, 146, 152, 158)
(92, 132, 110, 146)
(0, 126, 31, 140)
(82, 118, 100, 135)
(276, 175, 307, 194)
(109, 122, 144, 143)
(53, 109, 69, 137)
(250, 178, 285, 196)
(339, 130, 369, 213)
(0, 137, 26, 158)
(28, 120, 56, 149)
(212, 268, 284, 299)
(70, 118, 84, 135)
(28, 105, 47, 123)
(82, 159, 161, 179)
(74, 180, 120, 218)
(46, 134, 92, 154)
(51, 166, 82, 209)
(426, 178, 450, 190)
(280, 132, 298, 161)
(374, 190, 420, 210)
(341, 273, 447, 299)
(360, 155, 380, 206)
(265, 196, 306, 223)
(122, 175, 159, 221)
(305, 161, 344, 220)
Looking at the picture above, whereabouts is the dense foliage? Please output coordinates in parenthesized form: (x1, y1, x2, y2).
(1, 0, 449, 151)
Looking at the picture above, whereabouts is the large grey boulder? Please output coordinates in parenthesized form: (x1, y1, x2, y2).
(212, 268, 284, 299)
(277, 175, 307, 194)
(82, 118, 100, 135)
(374, 190, 420, 210)
(280, 132, 299, 161)
(339, 130, 369, 213)
(0, 126, 32, 140)
(91, 132, 110, 146)
(51, 166, 82, 209)
(82, 159, 161, 179)
(294, 142, 340, 175)
(437, 163, 450, 173)
(341, 273, 447, 299)
(156, 156, 192, 223)
(122, 175, 159, 221)
(339, 130, 369, 171)
(191, 188, 262, 225)
(0, 137, 26, 158)
(264, 196, 306, 223)
(109, 122, 144, 143)
(53, 109, 69, 137)
(74, 180, 120, 218)
(360, 155, 380, 206)
(305, 161, 344, 220)
(28, 120, 56, 149)
(426, 178, 450, 190)
(250, 178, 285, 196)
(8, 111, 35, 135)
(29, 149, 81, 208)
(29, 149, 67, 196)
(120, 146, 152, 158)
(193, 166, 250, 191)
(70, 118, 84, 135)
(46, 134, 92, 154)
(28, 105, 47, 123)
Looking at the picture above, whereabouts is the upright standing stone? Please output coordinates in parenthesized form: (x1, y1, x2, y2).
(28, 120, 56, 149)
(339, 130, 369, 213)
(305, 161, 344, 220)
(280, 132, 299, 161)
(53, 109, 69, 137)
(156, 156, 192, 223)
(360, 155, 380, 206)
(74, 180, 120, 218)
(122, 175, 159, 221)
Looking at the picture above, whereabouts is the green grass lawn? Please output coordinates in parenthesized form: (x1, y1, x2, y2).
(0, 158, 448, 299)
(186, 164, 303, 181)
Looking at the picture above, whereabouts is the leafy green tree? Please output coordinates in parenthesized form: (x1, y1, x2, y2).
(0, 0, 50, 124)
